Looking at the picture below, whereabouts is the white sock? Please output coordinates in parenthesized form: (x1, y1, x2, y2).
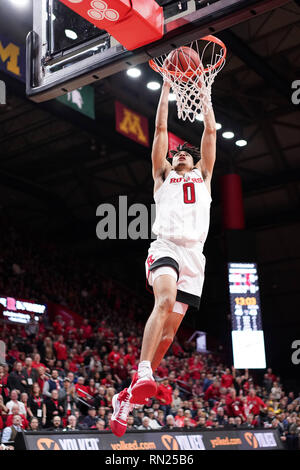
(138, 360, 152, 371)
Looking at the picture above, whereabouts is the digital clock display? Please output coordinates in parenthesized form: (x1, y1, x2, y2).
(228, 263, 266, 369)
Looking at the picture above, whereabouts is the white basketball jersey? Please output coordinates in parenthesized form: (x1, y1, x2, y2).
(152, 168, 211, 244)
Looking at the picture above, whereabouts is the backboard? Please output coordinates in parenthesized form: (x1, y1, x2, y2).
(26, 0, 289, 102)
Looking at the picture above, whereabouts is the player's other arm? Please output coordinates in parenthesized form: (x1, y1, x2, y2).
(152, 81, 172, 181)
(196, 107, 217, 182)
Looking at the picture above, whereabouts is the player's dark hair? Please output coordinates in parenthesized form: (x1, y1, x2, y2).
(168, 142, 201, 165)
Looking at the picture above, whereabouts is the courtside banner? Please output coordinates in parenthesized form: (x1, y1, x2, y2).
(115, 101, 149, 147)
(18, 429, 283, 451)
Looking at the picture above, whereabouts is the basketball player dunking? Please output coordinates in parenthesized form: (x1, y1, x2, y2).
(110, 80, 216, 437)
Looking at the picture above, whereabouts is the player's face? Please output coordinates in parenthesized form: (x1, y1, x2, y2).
(172, 151, 193, 171)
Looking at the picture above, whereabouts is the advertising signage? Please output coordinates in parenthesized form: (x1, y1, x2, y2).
(17, 428, 283, 451)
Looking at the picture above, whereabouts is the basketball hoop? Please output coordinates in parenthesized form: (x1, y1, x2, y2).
(149, 35, 226, 122)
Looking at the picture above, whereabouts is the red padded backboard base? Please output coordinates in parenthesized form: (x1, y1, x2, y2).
(59, 0, 164, 50)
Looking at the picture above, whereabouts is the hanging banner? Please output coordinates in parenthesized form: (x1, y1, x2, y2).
(115, 101, 149, 147)
(56, 86, 95, 119)
(0, 34, 26, 82)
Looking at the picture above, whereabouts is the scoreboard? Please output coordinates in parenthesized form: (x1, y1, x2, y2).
(228, 263, 266, 369)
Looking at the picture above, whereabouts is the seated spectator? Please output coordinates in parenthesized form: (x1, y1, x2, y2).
(145, 408, 161, 430)
(182, 417, 193, 430)
(5, 404, 28, 429)
(49, 416, 63, 432)
(1, 415, 23, 445)
(216, 407, 227, 427)
(28, 417, 40, 431)
(92, 418, 106, 431)
(86, 378, 97, 397)
(184, 409, 196, 427)
(6, 390, 26, 416)
(156, 409, 166, 427)
(227, 417, 236, 428)
(81, 407, 98, 429)
(234, 416, 243, 428)
(101, 373, 115, 388)
(138, 416, 152, 430)
(63, 415, 79, 431)
(134, 409, 145, 428)
(162, 414, 178, 431)
(126, 415, 136, 431)
(174, 408, 185, 428)
(196, 416, 207, 429)
(94, 386, 108, 409)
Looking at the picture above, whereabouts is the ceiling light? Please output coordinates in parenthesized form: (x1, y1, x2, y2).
(126, 68, 141, 78)
(216, 123, 222, 130)
(222, 131, 235, 139)
(65, 29, 78, 40)
(10, 0, 29, 7)
(235, 139, 247, 147)
(168, 93, 176, 101)
(147, 81, 161, 91)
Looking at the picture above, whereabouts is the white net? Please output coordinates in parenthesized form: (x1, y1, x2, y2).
(149, 35, 226, 123)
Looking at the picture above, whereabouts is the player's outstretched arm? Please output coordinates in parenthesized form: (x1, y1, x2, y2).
(196, 107, 217, 181)
(151, 81, 172, 180)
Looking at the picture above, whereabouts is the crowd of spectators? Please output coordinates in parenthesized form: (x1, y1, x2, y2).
(0, 222, 299, 450)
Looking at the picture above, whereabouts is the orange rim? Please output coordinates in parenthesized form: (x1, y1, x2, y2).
(149, 35, 227, 78)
